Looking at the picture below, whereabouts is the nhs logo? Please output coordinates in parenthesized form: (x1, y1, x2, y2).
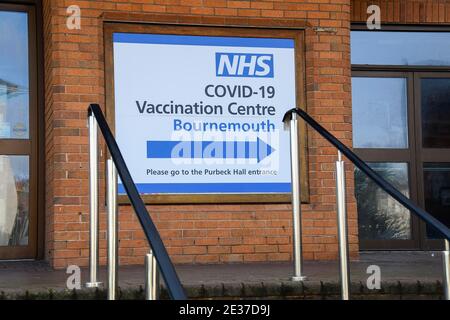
(215, 53, 274, 78)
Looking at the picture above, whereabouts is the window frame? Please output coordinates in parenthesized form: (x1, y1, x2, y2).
(414, 72, 450, 250)
(103, 21, 309, 204)
(0, 1, 44, 260)
(351, 24, 450, 251)
(352, 71, 420, 250)
(351, 23, 450, 72)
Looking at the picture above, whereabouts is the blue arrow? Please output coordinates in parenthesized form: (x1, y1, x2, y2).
(147, 138, 275, 163)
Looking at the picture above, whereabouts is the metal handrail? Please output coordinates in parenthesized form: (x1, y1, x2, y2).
(283, 107, 450, 241)
(283, 107, 450, 300)
(87, 103, 186, 300)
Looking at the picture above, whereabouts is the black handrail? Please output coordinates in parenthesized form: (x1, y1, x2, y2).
(88, 104, 186, 300)
(283, 107, 450, 241)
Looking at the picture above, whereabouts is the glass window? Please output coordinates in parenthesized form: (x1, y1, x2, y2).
(421, 78, 450, 148)
(0, 155, 29, 246)
(355, 162, 411, 240)
(0, 11, 29, 139)
(352, 77, 408, 148)
(423, 163, 450, 239)
(351, 31, 450, 66)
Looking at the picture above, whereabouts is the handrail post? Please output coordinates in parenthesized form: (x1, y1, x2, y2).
(145, 250, 160, 300)
(288, 111, 306, 281)
(107, 159, 118, 300)
(335, 151, 350, 300)
(443, 239, 450, 300)
(86, 113, 101, 288)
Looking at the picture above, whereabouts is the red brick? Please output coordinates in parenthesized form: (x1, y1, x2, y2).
(43, 0, 361, 269)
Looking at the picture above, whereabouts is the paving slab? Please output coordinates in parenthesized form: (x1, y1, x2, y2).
(0, 251, 447, 299)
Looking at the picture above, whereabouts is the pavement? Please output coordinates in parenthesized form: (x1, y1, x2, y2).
(0, 251, 447, 299)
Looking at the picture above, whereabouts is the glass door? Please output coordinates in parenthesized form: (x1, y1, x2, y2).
(0, 4, 38, 259)
(414, 73, 450, 250)
(351, 29, 450, 251)
(352, 71, 420, 250)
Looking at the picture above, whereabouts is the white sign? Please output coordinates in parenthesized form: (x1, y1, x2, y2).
(113, 33, 296, 194)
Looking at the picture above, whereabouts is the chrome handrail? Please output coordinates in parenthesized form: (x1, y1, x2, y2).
(288, 112, 306, 281)
(86, 114, 101, 289)
(283, 107, 450, 300)
(86, 104, 186, 300)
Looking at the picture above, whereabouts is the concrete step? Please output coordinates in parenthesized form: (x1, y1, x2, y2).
(0, 251, 447, 299)
(0, 280, 446, 300)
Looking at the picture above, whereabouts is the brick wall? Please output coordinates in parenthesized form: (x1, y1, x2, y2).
(351, 0, 450, 23)
(42, 0, 355, 268)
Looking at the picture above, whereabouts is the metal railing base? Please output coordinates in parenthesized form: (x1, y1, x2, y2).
(85, 282, 102, 288)
(291, 276, 307, 282)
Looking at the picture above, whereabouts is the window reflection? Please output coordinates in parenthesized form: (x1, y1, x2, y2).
(0, 155, 29, 246)
(351, 31, 450, 66)
(352, 77, 408, 148)
(424, 163, 450, 239)
(355, 162, 411, 240)
(421, 78, 450, 148)
(0, 11, 29, 139)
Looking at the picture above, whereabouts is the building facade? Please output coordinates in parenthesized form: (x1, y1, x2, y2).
(0, 0, 449, 269)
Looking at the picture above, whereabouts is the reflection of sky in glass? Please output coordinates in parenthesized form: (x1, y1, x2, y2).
(9, 155, 29, 182)
(351, 31, 450, 66)
(0, 11, 28, 86)
(352, 77, 408, 148)
(0, 11, 29, 139)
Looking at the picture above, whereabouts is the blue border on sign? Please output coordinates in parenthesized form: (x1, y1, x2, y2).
(113, 33, 295, 48)
(118, 183, 291, 194)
